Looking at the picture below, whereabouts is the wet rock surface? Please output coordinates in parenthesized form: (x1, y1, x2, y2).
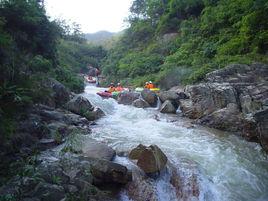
(179, 63, 268, 152)
(160, 100, 177, 114)
(82, 139, 116, 161)
(129, 144, 168, 177)
(66, 95, 104, 121)
(132, 98, 150, 108)
(117, 91, 140, 105)
(141, 89, 158, 107)
(41, 78, 71, 108)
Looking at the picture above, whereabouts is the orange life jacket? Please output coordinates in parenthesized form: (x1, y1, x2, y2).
(148, 83, 154, 89)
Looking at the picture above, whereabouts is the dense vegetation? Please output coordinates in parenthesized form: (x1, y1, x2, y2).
(102, 0, 268, 88)
(0, 0, 106, 142)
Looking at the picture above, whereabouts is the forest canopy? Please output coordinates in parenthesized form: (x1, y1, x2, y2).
(101, 0, 268, 88)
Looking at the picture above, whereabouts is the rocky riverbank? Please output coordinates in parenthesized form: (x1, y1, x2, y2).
(118, 63, 268, 153)
(0, 79, 132, 201)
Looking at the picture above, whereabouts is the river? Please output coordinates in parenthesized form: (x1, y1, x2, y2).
(83, 84, 268, 201)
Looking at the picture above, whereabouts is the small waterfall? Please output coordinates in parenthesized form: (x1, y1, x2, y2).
(156, 96, 162, 110)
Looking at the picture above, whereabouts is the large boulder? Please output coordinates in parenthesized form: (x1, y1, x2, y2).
(42, 78, 71, 108)
(254, 108, 268, 152)
(31, 182, 65, 201)
(129, 144, 167, 177)
(181, 63, 268, 152)
(117, 91, 140, 105)
(66, 95, 93, 113)
(182, 83, 238, 118)
(129, 144, 147, 160)
(159, 91, 179, 102)
(199, 103, 257, 141)
(82, 139, 116, 161)
(141, 89, 158, 107)
(179, 99, 200, 119)
(132, 99, 150, 108)
(160, 100, 177, 114)
(91, 159, 132, 185)
(65, 95, 104, 121)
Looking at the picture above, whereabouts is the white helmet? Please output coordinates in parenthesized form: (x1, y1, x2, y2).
(149, 81, 152, 83)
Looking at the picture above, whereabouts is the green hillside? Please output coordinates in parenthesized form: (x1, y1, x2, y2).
(102, 0, 268, 89)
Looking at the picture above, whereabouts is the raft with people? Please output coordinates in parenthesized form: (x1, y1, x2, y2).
(135, 81, 160, 92)
(97, 83, 125, 98)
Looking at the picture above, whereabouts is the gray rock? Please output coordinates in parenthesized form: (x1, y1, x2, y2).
(130, 144, 167, 177)
(132, 99, 150, 108)
(160, 100, 177, 114)
(41, 78, 71, 108)
(181, 63, 268, 152)
(141, 89, 158, 107)
(198, 103, 247, 132)
(82, 139, 116, 161)
(32, 182, 65, 201)
(254, 108, 268, 152)
(184, 83, 238, 118)
(117, 91, 140, 105)
(158, 91, 179, 103)
(66, 95, 93, 114)
(91, 159, 132, 185)
(66, 95, 104, 121)
(37, 162, 70, 185)
(129, 144, 147, 160)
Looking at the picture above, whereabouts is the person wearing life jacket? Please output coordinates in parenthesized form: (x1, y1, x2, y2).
(148, 81, 154, 89)
(144, 82, 149, 89)
(115, 83, 123, 91)
(107, 83, 115, 93)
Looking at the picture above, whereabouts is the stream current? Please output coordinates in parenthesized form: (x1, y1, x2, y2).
(83, 84, 268, 201)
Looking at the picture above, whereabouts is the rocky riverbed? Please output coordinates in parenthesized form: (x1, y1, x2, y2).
(0, 63, 267, 201)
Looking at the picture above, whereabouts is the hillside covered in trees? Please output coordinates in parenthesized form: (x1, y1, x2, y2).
(102, 0, 268, 88)
(0, 0, 106, 148)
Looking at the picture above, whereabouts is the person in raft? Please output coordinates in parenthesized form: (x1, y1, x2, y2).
(144, 82, 149, 89)
(115, 83, 123, 91)
(106, 83, 115, 93)
(148, 81, 155, 89)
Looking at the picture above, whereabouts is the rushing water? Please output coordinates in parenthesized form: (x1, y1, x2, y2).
(84, 84, 268, 201)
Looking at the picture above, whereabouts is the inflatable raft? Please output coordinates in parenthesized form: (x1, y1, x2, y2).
(96, 91, 112, 98)
(135, 87, 160, 92)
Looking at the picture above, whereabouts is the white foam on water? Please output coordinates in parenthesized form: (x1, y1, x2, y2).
(84, 84, 268, 201)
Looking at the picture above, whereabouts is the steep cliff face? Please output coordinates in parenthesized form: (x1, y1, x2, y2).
(180, 63, 268, 152)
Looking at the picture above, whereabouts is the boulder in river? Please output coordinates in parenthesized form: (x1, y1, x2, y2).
(117, 91, 140, 105)
(141, 89, 158, 107)
(132, 99, 150, 108)
(91, 159, 132, 185)
(65, 95, 104, 121)
(129, 144, 147, 160)
(129, 144, 167, 177)
(160, 100, 177, 114)
(158, 91, 179, 103)
(254, 108, 268, 151)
